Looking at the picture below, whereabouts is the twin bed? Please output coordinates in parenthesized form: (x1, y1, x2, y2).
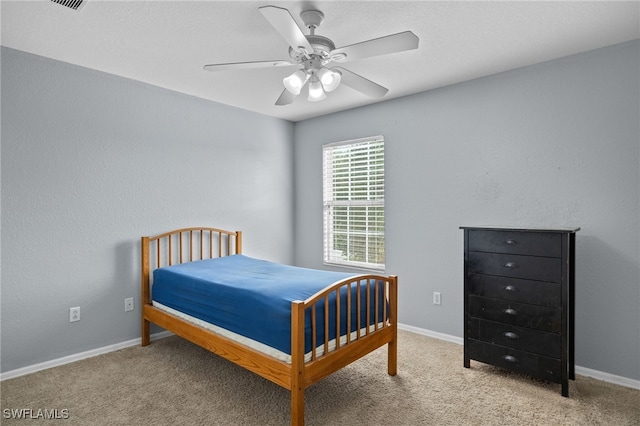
(141, 227, 398, 425)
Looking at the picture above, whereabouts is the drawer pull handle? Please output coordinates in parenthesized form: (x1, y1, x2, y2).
(505, 239, 518, 245)
(504, 262, 517, 268)
(503, 331, 519, 340)
(504, 285, 517, 292)
(504, 308, 517, 316)
(503, 355, 518, 363)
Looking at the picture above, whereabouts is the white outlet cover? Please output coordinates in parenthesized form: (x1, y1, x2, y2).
(125, 298, 134, 312)
(70, 307, 80, 322)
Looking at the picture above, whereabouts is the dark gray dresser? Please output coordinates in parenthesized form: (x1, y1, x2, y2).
(461, 226, 579, 396)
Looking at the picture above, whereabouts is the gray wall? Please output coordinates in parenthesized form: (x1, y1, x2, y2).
(293, 40, 639, 381)
(2, 40, 639, 383)
(1, 47, 294, 372)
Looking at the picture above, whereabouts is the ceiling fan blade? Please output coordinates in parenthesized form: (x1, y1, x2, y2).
(275, 89, 296, 106)
(333, 67, 388, 98)
(204, 60, 294, 72)
(331, 31, 419, 62)
(259, 5, 314, 54)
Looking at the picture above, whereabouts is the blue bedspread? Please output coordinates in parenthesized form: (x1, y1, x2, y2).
(152, 255, 386, 355)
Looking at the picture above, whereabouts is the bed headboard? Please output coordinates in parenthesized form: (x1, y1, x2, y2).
(141, 227, 242, 305)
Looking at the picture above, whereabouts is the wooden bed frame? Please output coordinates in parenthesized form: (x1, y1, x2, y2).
(141, 227, 398, 426)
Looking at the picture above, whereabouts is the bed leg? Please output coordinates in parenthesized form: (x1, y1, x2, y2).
(291, 387, 304, 426)
(142, 318, 151, 347)
(387, 275, 398, 376)
(388, 338, 398, 376)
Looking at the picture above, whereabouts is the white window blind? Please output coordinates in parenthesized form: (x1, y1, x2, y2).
(323, 136, 385, 270)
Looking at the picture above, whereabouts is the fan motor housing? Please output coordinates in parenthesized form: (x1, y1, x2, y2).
(289, 34, 335, 62)
(307, 35, 335, 56)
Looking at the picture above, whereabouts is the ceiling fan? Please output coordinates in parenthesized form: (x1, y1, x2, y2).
(203, 5, 419, 105)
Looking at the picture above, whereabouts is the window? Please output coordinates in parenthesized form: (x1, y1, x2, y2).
(323, 136, 385, 270)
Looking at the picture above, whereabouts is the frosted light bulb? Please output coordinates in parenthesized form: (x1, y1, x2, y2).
(283, 70, 308, 95)
(317, 68, 341, 92)
(307, 78, 326, 102)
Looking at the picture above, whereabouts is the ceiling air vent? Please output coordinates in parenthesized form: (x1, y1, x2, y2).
(50, 0, 84, 10)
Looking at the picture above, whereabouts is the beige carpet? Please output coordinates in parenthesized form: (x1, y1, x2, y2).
(2, 330, 639, 425)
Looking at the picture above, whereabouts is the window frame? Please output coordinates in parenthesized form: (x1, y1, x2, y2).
(322, 135, 385, 271)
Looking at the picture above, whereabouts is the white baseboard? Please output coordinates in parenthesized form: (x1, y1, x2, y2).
(398, 322, 640, 391)
(3, 325, 639, 391)
(574, 365, 640, 390)
(0, 331, 173, 381)
(399, 323, 464, 345)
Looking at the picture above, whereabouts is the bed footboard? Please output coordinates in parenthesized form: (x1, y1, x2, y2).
(290, 274, 398, 424)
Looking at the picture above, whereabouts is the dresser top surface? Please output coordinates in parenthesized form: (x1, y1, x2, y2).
(460, 226, 580, 233)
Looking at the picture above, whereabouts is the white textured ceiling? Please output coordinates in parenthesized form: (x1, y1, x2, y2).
(2, 1, 639, 122)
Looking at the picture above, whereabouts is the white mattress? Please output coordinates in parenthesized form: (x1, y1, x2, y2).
(152, 301, 382, 364)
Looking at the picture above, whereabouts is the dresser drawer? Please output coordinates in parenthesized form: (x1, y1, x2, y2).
(467, 273, 560, 306)
(467, 318, 561, 356)
(468, 295, 561, 333)
(468, 252, 561, 283)
(466, 339, 562, 383)
(468, 229, 561, 257)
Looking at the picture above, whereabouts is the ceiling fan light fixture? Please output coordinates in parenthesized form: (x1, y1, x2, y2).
(204, 6, 419, 106)
(283, 69, 308, 95)
(317, 67, 341, 92)
(307, 77, 326, 102)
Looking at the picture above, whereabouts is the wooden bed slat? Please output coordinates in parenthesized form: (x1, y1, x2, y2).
(356, 282, 362, 339)
(323, 295, 329, 355)
(366, 280, 371, 335)
(335, 289, 341, 350)
(375, 280, 379, 332)
(346, 284, 352, 345)
(311, 307, 317, 362)
(167, 234, 172, 265)
(383, 281, 387, 330)
(141, 227, 396, 426)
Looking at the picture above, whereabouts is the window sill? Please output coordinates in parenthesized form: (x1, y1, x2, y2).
(323, 261, 386, 274)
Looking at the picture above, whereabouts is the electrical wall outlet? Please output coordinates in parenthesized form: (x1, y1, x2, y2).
(124, 297, 134, 312)
(433, 292, 441, 305)
(70, 306, 80, 322)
